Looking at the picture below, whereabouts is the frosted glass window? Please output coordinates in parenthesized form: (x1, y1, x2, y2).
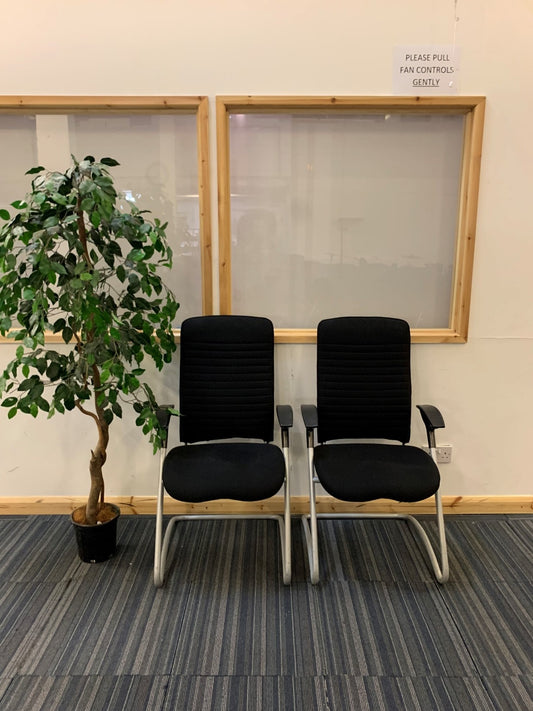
(0, 98, 211, 329)
(0, 115, 38, 212)
(229, 112, 463, 329)
(69, 114, 201, 323)
(218, 96, 485, 343)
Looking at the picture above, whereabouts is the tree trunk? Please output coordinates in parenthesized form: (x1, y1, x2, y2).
(80, 366, 110, 525)
(86, 440, 107, 525)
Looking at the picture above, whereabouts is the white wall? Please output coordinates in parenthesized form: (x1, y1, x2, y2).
(0, 0, 532, 498)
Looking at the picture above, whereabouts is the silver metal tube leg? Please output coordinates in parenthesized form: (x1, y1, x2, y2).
(153, 445, 167, 587)
(301, 444, 319, 584)
(282, 443, 291, 584)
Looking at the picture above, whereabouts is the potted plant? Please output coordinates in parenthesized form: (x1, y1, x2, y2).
(0, 155, 179, 561)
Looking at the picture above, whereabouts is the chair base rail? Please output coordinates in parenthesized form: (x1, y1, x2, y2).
(154, 513, 291, 587)
(154, 438, 292, 588)
(301, 494, 449, 585)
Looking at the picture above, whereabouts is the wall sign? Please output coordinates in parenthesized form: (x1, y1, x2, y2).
(394, 45, 460, 94)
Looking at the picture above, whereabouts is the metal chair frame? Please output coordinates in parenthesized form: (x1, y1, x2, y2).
(301, 419, 449, 585)
(154, 414, 292, 587)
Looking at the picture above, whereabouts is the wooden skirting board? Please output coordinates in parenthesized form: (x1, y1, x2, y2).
(0, 495, 531, 516)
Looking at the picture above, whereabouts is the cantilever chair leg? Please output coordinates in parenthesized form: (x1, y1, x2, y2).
(313, 499, 448, 583)
(403, 488, 449, 583)
(303, 492, 449, 585)
(154, 446, 292, 588)
(301, 441, 319, 584)
(301, 443, 449, 586)
(281, 437, 292, 585)
(154, 443, 170, 588)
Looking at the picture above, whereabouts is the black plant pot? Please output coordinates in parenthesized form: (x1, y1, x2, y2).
(71, 504, 120, 563)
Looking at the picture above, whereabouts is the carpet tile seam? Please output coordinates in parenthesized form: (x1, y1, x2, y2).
(436, 579, 533, 675)
(2, 672, 533, 679)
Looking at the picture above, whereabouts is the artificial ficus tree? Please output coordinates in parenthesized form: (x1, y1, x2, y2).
(0, 156, 180, 524)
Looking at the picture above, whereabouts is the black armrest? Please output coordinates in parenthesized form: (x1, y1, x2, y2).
(417, 404, 445, 430)
(301, 404, 318, 448)
(416, 404, 445, 450)
(156, 404, 176, 447)
(276, 405, 293, 448)
(276, 404, 294, 429)
(301, 404, 318, 430)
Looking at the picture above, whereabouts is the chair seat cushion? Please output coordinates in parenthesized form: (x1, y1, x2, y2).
(163, 442, 286, 503)
(313, 443, 440, 502)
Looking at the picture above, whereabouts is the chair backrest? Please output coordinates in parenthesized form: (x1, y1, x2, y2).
(179, 315, 275, 443)
(316, 317, 412, 444)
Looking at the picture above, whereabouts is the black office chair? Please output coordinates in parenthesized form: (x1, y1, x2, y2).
(154, 315, 292, 587)
(301, 317, 449, 584)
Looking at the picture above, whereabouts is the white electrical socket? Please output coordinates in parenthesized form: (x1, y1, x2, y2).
(422, 445, 453, 463)
(436, 445, 452, 463)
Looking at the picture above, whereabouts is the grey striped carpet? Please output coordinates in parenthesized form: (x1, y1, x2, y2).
(0, 514, 531, 710)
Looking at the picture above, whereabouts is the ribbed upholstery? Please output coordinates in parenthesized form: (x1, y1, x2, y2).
(317, 317, 412, 444)
(163, 316, 285, 503)
(179, 316, 275, 444)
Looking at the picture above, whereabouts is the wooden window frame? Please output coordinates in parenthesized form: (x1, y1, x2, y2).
(0, 95, 212, 343)
(216, 95, 485, 344)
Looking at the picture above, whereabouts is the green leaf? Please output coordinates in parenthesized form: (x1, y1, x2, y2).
(5, 253, 16, 269)
(36, 397, 50, 412)
(25, 166, 45, 175)
(51, 318, 66, 333)
(30, 380, 44, 399)
(43, 215, 59, 229)
(100, 157, 120, 167)
(129, 249, 145, 262)
(0, 209, 10, 220)
(11, 200, 27, 210)
(46, 362, 62, 381)
(50, 262, 67, 275)
(128, 375, 140, 391)
(8, 407, 17, 419)
(1, 397, 17, 408)
(62, 327, 73, 343)
(112, 401, 123, 418)
(34, 358, 47, 375)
